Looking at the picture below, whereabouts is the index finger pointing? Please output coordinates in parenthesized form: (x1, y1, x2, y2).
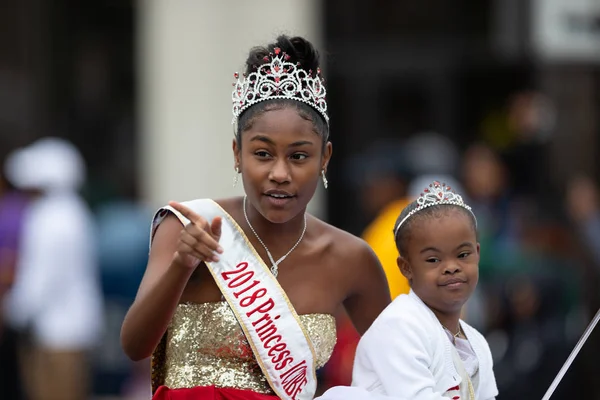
(168, 201, 204, 225)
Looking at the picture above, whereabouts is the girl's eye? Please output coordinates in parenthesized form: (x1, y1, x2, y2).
(291, 153, 308, 160)
(255, 151, 271, 158)
(426, 258, 440, 263)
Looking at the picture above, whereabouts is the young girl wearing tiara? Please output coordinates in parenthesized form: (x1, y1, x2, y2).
(318, 181, 498, 400)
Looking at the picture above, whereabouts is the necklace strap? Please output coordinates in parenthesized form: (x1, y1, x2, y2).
(443, 324, 462, 344)
(243, 195, 307, 277)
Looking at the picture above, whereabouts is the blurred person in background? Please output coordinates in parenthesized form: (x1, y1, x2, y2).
(348, 140, 413, 300)
(94, 200, 154, 399)
(566, 175, 600, 268)
(479, 90, 554, 203)
(402, 132, 461, 179)
(120, 35, 390, 400)
(565, 174, 600, 399)
(460, 143, 585, 397)
(0, 153, 29, 400)
(0, 164, 29, 299)
(461, 143, 522, 281)
(3, 137, 104, 400)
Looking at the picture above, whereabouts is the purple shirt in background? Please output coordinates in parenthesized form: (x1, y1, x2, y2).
(0, 191, 29, 288)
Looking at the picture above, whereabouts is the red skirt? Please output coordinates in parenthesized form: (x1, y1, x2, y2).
(153, 385, 280, 400)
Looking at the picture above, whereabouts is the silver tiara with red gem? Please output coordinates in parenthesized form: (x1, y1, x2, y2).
(394, 181, 477, 238)
(231, 47, 328, 125)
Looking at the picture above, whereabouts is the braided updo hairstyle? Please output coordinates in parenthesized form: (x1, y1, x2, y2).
(235, 35, 329, 149)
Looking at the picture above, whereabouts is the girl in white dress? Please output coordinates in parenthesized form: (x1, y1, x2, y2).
(318, 181, 498, 400)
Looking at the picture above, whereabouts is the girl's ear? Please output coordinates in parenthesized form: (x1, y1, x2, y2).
(398, 256, 413, 282)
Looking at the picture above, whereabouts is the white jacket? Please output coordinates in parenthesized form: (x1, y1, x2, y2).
(351, 290, 498, 399)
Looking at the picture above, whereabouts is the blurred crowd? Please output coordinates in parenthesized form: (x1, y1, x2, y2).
(0, 84, 598, 400)
(0, 137, 153, 400)
(318, 90, 600, 399)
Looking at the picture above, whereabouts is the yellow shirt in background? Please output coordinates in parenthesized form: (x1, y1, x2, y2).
(362, 198, 412, 299)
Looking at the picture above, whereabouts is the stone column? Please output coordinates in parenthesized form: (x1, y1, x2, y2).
(137, 0, 326, 217)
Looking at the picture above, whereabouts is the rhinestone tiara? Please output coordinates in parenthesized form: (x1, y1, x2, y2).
(393, 181, 477, 238)
(231, 47, 328, 125)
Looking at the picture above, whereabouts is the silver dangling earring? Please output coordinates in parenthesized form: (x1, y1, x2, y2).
(233, 167, 240, 188)
(321, 170, 328, 189)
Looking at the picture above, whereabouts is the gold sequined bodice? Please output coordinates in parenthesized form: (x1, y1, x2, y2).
(151, 302, 336, 394)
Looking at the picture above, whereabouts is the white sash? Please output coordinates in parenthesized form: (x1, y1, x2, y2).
(448, 344, 475, 400)
(153, 199, 318, 400)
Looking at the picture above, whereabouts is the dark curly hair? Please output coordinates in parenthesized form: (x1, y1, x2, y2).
(235, 35, 329, 148)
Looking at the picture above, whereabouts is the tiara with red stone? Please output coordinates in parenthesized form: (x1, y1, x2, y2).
(394, 181, 477, 238)
(231, 47, 328, 125)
